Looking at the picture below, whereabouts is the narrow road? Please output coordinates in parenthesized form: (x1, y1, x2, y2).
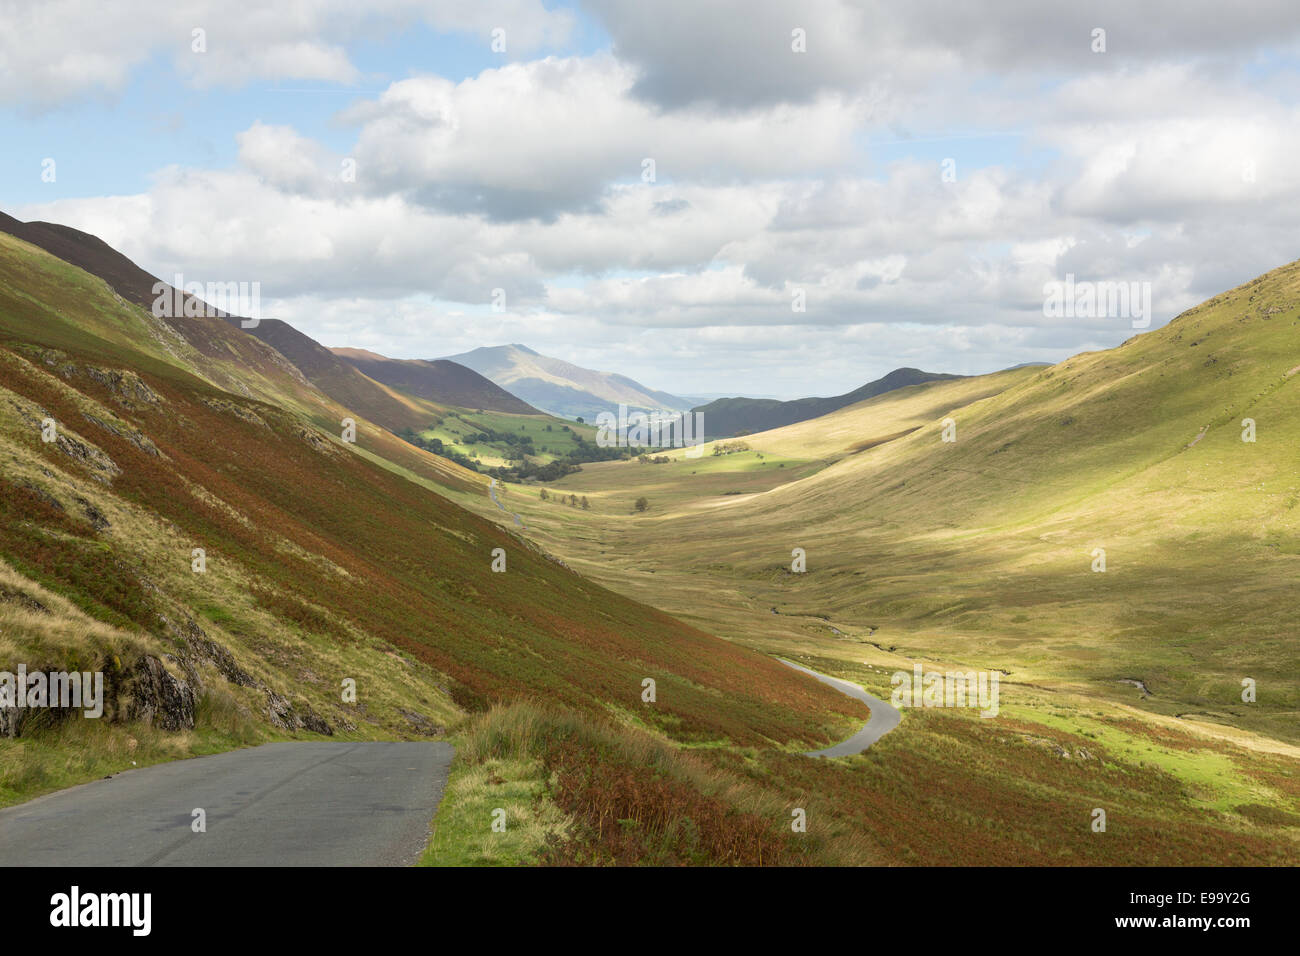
(780, 659, 902, 757)
(0, 741, 453, 866)
(489, 477, 524, 527)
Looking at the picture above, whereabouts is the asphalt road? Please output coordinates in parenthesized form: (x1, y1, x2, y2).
(0, 741, 453, 866)
(780, 659, 902, 757)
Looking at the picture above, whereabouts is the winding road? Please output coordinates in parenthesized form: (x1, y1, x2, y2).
(780, 659, 902, 757)
(0, 741, 452, 866)
(489, 478, 524, 527)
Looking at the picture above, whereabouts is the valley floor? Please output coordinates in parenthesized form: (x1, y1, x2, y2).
(443, 381, 1300, 866)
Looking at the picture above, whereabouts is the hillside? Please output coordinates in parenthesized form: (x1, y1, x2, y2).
(0, 223, 877, 835)
(443, 344, 692, 420)
(520, 261, 1300, 740)
(219, 318, 448, 434)
(692, 367, 963, 438)
(451, 258, 1300, 864)
(4, 213, 1297, 866)
(334, 348, 540, 414)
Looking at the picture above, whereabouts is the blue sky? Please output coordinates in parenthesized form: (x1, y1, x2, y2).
(3, 1, 1299, 398)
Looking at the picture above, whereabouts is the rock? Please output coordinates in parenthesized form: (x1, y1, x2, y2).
(53, 431, 121, 481)
(0, 585, 49, 614)
(161, 613, 332, 736)
(202, 398, 269, 429)
(265, 690, 333, 735)
(398, 708, 443, 737)
(123, 656, 196, 731)
(74, 496, 111, 530)
(80, 367, 162, 406)
(81, 413, 161, 457)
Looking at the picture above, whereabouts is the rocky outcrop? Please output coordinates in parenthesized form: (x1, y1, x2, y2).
(266, 690, 333, 735)
(80, 367, 162, 407)
(0, 584, 50, 614)
(202, 398, 269, 429)
(52, 430, 121, 481)
(399, 708, 444, 737)
(81, 413, 161, 457)
(122, 655, 196, 731)
(161, 612, 333, 736)
(2, 653, 196, 738)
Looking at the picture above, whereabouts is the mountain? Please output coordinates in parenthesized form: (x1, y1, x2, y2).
(0, 216, 873, 866)
(691, 367, 963, 438)
(332, 348, 539, 414)
(441, 344, 693, 420)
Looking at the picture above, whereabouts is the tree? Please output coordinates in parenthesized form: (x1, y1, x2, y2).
(634, 496, 648, 513)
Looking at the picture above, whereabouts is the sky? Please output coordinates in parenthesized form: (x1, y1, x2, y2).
(3, 0, 1300, 399)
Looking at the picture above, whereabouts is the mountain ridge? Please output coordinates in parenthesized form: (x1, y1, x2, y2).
(441, 343, 694, 420)
(691, 366, 964, 438)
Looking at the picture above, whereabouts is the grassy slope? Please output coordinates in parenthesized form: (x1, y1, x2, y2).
(0, 231, 871, 848)
(691, 367, 964, 439)
(452, 262, 1300, 864)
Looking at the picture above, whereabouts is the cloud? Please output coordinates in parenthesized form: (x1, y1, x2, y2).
(11, 4, 1300, 394)
(0, 0, 574, 108)
(582, 0, 1300, 109)
(340, 55, 865, 220)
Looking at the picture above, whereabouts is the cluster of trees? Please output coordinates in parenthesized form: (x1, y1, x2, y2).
(486, 458, 580, 482)
(540, 489, 590, 509)
(463, 426, 535, 453)
(396, 427, 480, 470)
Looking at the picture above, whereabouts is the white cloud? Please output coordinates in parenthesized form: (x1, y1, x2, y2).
(341, 55, 866, 219)
(0, 0, 574, 108)
(10, 5, 1300, 394)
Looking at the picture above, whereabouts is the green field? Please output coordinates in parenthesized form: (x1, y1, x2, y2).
(419, 410, 597, 468)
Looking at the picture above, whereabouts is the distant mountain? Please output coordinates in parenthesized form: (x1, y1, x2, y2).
(441, 344, 693, 420)
(692, 368, 963, 438)
(332, 348, 538, 415)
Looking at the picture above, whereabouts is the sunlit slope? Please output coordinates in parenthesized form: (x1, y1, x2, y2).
(741, 367, 1039, 461)
(691, 367, 966, 439)
(533, 259, 1300, 740)
(767, 262, 1300, 533)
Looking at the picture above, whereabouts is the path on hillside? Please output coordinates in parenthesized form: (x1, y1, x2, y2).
(489, 478, 524, 527)
(0, 741, 452, 866)
(780, 660, 902, 757)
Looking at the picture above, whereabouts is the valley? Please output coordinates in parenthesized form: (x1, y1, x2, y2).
(1, 214, 1296, 867)
(444, 261, 1300, 863)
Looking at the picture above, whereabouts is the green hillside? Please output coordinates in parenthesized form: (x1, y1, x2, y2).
(0, 227, 871, 864)
(3, 217, 1297, 866)
(455, 258, 1300, 864)
(692, 367, 964, 438)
